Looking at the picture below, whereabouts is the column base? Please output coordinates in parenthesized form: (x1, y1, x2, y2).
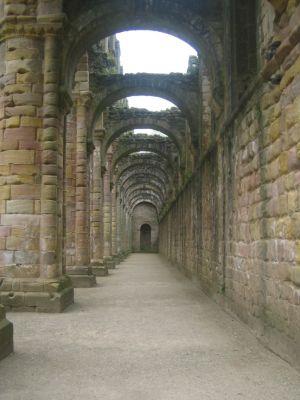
(91, 263, 109, 277)
(120, 251, 128, 261)
(113, 255, 120, 265)
(67, 266, 97, 288)
(122, 251, 131, 260)
(0, 276, 74, 313)
(69, 274, 97, 288)
(0, 305, 13, 361)
(104, 257, 116, 270)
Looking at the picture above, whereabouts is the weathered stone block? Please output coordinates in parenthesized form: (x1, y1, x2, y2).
(4, 3, 26, 16)
(20, 117, 42, 128)
(5, 106, 36, 117)
(6, 49, 39, 62)
(0, 186, 10, 200)
(41, 200, 57, 214)
(6, 116, 20, 128)
(0, 277, 74, 312)
(13, 93, 42, 107)
(11, 165, 38, 176)
(17, 72, 41, 84)
(0, 150, 35, 165)
(0, 138, 18, 151)
(68, 274, 97, 288)
(0, 251, 14, 265)
(6, 236, 23, 250)
(6, 199, 34, 214)
(10, 184, 39, 200)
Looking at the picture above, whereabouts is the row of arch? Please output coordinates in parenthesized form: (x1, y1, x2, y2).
(0, 0, 281, 302)
(63, 0, 265, 263)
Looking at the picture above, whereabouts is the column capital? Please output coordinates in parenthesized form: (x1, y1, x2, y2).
(74, 92, 93, 108)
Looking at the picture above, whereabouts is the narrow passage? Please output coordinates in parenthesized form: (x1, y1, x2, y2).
(1, 254, 300, 400)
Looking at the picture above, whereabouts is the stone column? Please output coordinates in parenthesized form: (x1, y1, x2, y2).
(0, 9, 73, 312)
(64, 108, 76, 269)
(111, 181, 119, 265)
(103, 152, 115, 269)
(67, 94, 96, 287)
(40, 34, 61, 279)
(116, 192, 123, 261)
(118, 198, 124, 257)
(128, 211, 133, 253)
(90, 127, 108, 276)
(0, 304, 13, 361)
(119, 200, 130, 259)
(123, 207, 132, 256)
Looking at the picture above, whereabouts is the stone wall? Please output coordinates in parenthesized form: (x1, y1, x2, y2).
(160, 0, 300, 368)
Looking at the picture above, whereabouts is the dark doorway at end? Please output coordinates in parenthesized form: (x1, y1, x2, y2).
(140, 224, 151, 252)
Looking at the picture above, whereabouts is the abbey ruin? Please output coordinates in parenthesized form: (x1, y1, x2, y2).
(0, 0, 300, 398)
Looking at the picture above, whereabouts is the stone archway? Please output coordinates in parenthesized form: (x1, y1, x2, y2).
(103, 108, 186, 157)
(112, 134, 179, 170)
(63, 0, 224, 101)
(90, 73, 199, 134)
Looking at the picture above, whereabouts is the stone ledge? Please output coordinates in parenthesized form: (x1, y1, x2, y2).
(0, 305, 13, 361)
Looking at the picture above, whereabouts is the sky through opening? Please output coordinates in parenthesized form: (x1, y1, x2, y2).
(117, 30, 197, 112)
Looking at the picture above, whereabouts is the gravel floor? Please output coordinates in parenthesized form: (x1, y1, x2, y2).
(1, 253, 300, 400)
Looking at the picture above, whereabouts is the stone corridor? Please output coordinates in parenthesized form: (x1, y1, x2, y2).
(1, 0, 300, 392)
(1, 254, 300, 400)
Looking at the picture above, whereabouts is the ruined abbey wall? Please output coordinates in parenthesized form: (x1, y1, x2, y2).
(159, 0, 300, 366)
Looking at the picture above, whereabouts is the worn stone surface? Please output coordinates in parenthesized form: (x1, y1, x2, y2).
(1, 254, 300, 399)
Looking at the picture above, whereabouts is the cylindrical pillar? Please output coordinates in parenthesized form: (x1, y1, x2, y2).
(90, 128, 108, 276)
(67, 94, 96, 287)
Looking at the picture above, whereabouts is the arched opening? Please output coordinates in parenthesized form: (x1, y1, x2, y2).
(140, 224, 152, 252)
(62, 1, 223, 99)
